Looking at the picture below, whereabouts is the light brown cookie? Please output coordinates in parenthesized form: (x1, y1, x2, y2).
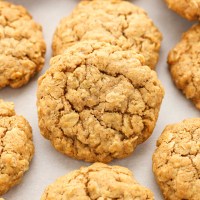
(153, 118, 200, 200)
(165, 0, 200, 21)
(37, 41, 164, 163)
(0, 99, 34, 195)
(168, 24, 200, 109)
(0, 1, 46, 89)
(52, 0, 162, 69)
(41, 163, 154, 200)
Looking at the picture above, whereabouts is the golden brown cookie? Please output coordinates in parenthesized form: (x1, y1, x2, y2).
(0, 99, 34, 195)
(165, 0, 200, 21)
(52, 0, 162, 69)
(168, 24, 200, 109)
(153, 118, 200, 200)
(0, 1, 46, 89)
(41, 163, 154, 200)
(37, 41, 164, 163)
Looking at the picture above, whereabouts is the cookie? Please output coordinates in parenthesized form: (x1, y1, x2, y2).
(37, 41, 164, 163)
(168, 24, 200, 109)
(153, 118, 200, 200)
(165, 0, 200, 21)
(0, 99, 34, 195)
(0, 1, 46, 89)
(41, 163, 154, 200)
(52, 0, 162, 69)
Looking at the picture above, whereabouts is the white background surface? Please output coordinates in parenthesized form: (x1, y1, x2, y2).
(1, 0, 199, 199)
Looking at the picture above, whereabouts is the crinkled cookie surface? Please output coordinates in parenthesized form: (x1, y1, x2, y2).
(37, 41, 164, 163)
(52, 0, 162, 69)
(0, 99, 34, 195)
(168, 24, 200, 109)
(153, 118, 200, 200)
(41, 163, 154, 200)
(0, 0, 46, 89)
(165, 0, 200, 20)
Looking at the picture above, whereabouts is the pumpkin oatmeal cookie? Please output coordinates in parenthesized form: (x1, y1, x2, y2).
(168, 24, 200, 109)
(37, 41, 164, 163)
(52, 0, 162, 69)
(0, 0, 46, 89)
(153, 118, 200, 200)
(41, 163, 154, 200)
(0, 99, 34, 195)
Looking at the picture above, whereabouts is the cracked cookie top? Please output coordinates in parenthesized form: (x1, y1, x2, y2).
(153, 118, 200, 200)
(0, 0, 46, 89)
(52, 0, 162, 69)
(168, 24, 200, 109)
(0, 99, 34, 195)
(37, 41, 164, 163)
(41, 163, 154, 200)
(164, 0, 200, 21)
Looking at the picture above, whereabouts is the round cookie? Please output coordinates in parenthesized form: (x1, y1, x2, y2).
(165, 0, 200, 21)
(41, 163, 154, 200)
(52, 0, 162, 69)
(153, 118, 200, 200)
(168, 24, 200, 109)
(37, 41, 164, 163)
(0, 1, 46, 89)
(0, 99, 34, 195)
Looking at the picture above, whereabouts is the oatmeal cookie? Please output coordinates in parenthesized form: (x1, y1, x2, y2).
(37, 41, 164, 163)
(0, 99, 34, 195)
(0, 0, 46, 89)
(41, 163, 154, 200)
(168, 24, 200, 109)
(165, 0, 200, 21)
(52, 0, 162, 69)
(153, 118, 200, 200)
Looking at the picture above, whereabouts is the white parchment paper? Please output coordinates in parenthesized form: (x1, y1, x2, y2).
(1, 0, 199, 199)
